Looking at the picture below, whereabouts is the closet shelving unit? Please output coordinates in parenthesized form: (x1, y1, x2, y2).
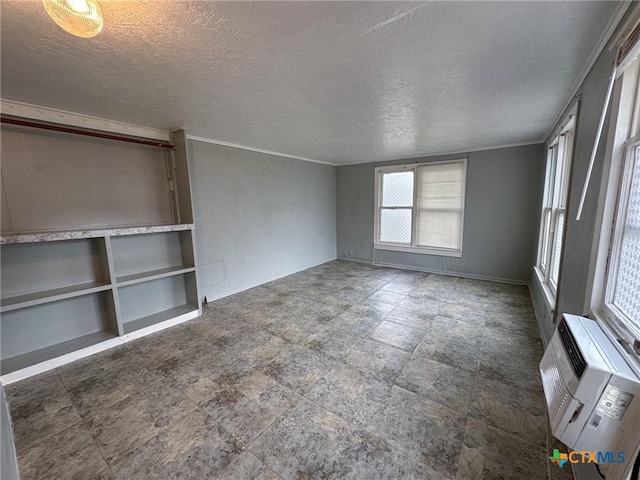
(0, 123, 201, 378)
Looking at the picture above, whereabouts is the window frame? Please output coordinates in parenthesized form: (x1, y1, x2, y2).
(604, 135, 640, 340)
(374, 158, 467, 257)
(376, 165, 415, 247)
(535, 111, 576, 307)
(591, 53, 640, 360)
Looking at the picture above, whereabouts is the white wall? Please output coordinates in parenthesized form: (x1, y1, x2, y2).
(188, 140, 337, 301)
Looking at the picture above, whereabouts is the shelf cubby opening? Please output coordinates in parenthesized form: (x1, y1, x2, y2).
(118, 272, 198, 334)
(0, 291, 119, 375)
(112, 230, 195, 284)
(0, 238, 110, 309)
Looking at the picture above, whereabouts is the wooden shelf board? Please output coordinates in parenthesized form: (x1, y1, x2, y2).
(0, 282, 112, 312)
(123, 304, 198, 334)
(1, 223, 194, 244)
(116, 266, 196, 287)
(0, 331, 117, 375)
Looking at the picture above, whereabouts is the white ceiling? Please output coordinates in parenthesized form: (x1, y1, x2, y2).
(0, 1, 626, 165)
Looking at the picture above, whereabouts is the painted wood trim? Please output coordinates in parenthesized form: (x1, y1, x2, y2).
(0, 99, 170, 141)
(0, 309, 200, 385)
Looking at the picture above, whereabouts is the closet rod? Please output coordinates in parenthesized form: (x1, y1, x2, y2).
(0, 116, 177, 149)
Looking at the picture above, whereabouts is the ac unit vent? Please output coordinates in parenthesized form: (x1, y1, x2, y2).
(558, 318, 587, 378)
(541, 314, 640, 480)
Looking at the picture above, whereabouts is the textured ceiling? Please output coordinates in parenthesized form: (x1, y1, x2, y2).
(0, 1, 624, 164)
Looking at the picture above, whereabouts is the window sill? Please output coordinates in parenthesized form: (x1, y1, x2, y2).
(374, 244, 462, 258)
(534, 266, 556, 315)
(591, 310, 640, 377)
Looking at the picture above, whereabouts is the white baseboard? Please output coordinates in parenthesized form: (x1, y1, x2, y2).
(1, 310, 200, 385)
(1, 337, 125, 385)
(120, 310, 200, 343)
(371, 259, 529, 286)
(201, 256, 338, 303)
(336, 256, 374, 265)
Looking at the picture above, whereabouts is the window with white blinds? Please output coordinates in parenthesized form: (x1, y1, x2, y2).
(536, 116, 575, 302)
(416, 162, 465, 249)
(375, 159, 467, 257)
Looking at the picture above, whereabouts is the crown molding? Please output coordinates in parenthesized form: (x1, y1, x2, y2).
(187, 135, 335, 166)
(337, 140, 542, 166)
(543, 1, 633, 142)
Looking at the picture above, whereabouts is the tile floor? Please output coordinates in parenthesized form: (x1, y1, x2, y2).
(5, 260, 570, 480)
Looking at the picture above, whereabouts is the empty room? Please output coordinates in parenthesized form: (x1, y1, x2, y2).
(1, 1, 640, 479)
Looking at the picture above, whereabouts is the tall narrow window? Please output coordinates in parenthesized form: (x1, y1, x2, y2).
(609, 142, 640, 333)
(536, 116, 575, 302)
(539, 144, 557, 276)
(375, 159, 467, 257)
(592, 32, 640, 349)
(379, 170, 414, 244)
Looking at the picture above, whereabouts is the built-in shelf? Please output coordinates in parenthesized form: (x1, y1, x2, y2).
(0, 331, 117, 375)
(123, 304, 198, 334)
(0, 282, 113, 313)
(0, 223, 194, 245)
(0, 129, 201, 380)
(116, 266, 196, 287)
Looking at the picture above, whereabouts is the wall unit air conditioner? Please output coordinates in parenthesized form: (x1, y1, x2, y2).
(540, 314, 640, 479)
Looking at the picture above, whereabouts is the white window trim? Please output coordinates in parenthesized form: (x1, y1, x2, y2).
(535, 107, 577, 310)
(534, 265, 557, 314)
(590, 53, 640, 368)
(536, 142, 558, 277)
(373, 159, 467, 257)
(604, 135, 640, 337)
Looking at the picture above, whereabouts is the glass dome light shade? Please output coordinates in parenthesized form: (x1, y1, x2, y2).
(42, 0, 103, 38)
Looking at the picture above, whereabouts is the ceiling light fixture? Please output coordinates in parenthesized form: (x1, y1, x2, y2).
(42, 0, 103, 38)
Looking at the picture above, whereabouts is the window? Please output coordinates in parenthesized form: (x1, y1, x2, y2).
(595, 54, 640, 342)
(374, 159, 467, 257)
(608, 140, 640, 337)
(536, 114, 575, 302)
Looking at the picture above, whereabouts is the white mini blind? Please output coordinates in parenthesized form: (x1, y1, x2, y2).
(416, 161, 465, 250)
(551, 210, 565, 286)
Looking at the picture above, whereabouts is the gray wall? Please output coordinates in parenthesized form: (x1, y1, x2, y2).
(1, 127, 172, 233)
(188, 140, 337, 301)
(531, 10, 629, 345)
(336, 144, 545, 283)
